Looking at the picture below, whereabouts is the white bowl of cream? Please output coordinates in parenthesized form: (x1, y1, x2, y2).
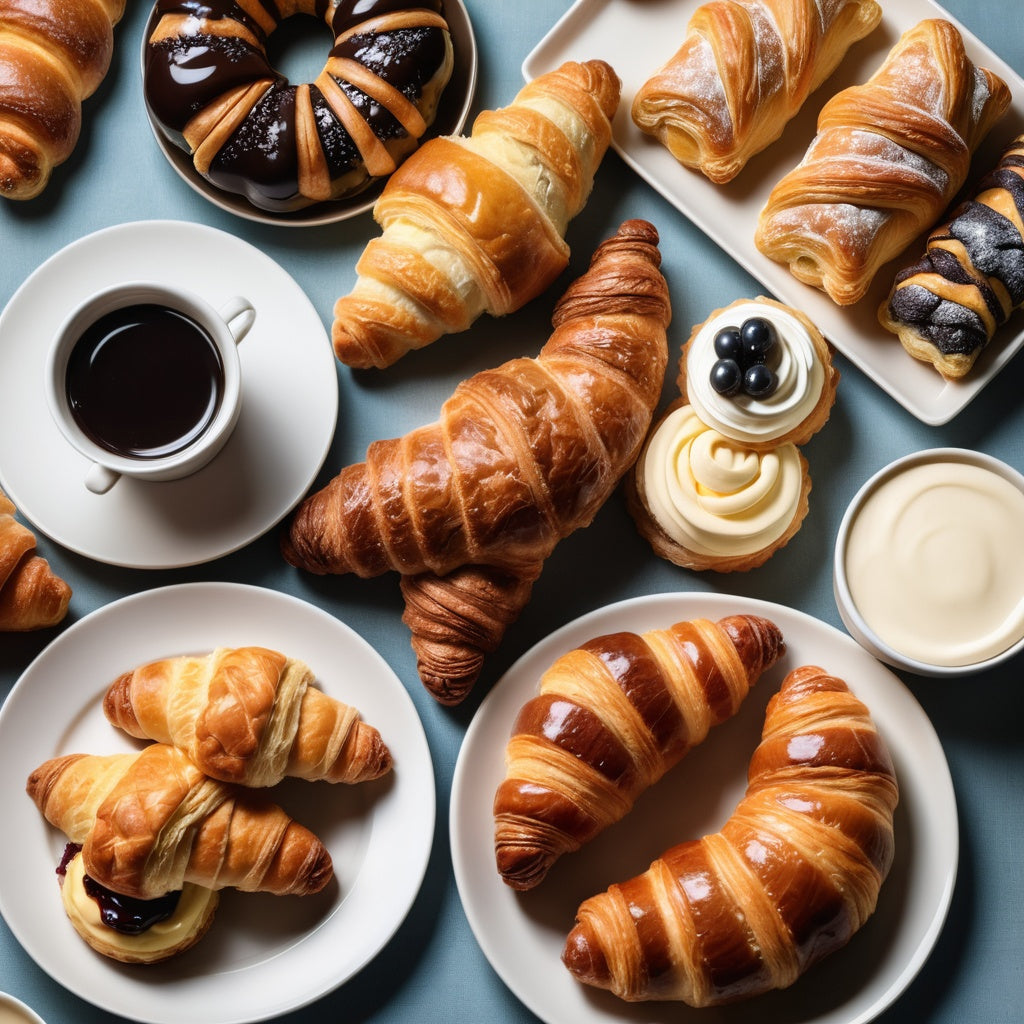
(0, 993, 45, 1024)
(834, 448, 1024, 676)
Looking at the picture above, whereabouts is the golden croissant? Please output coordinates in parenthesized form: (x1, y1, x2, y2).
(632, 0, 882, 183)
(755, 18, 1011, 305)
(0, 0, 125, 199)
(102, 647, 392, 787)
(284, 219, 671, 704)
(27, 744, 333, 900)
(0, 488, 71, 631)
(494, 614, 786, 891)
(331, 58, 621, 368)
(563, 664, 898, 1006)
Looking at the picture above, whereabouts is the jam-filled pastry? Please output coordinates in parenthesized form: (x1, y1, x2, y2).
(563, 665, 898, 1006)
(143, 0, 454, 212)
(493, 614, 785, 891)
(27, 744, 333, 900)
(631, 0, 881, 184)
(103, 647, 392, 787)
(58, 845, 219, 964)
(627, 297, 837, 572)
(879, 133, 1024, 379)
(755, 19, 1011, 305)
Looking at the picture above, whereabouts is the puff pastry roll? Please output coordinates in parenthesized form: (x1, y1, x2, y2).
(879, 133, 1024, 378)
(755, 19, 1011, 305)
(631, 0, 882, 184)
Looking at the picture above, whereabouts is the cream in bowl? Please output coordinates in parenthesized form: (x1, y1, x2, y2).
(834, 448, 1024, 675)
(0, 993, 45, 1024)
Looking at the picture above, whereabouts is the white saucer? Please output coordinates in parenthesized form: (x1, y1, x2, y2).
(0, 220, 338, 569)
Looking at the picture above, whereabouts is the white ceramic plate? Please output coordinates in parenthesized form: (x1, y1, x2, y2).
(142, 0, 479, 226)
(523, 0, 1024, 425)
(0, 220, 337, 569)
(0, 583, 435, 1024)
(451, 592, 957, 1024)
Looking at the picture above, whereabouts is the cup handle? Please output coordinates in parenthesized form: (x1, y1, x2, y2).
(219, 296, 256, 345)
(85, 463, 120, 494)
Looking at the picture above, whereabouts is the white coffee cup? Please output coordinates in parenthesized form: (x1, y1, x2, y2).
(45, 282, 255, 494)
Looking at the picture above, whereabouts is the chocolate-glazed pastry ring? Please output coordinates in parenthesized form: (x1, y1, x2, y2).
(141, 0, 478, 226)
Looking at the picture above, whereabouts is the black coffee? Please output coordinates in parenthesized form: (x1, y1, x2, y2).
(65, 303, 224, 460)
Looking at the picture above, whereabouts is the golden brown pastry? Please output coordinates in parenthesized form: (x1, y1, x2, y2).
(0, 0, 125, 199)
(331, 59, 621, 368)
(632, 0, 882, 184)
(284, 219, 671, 704)
(627, 297, 837, 572)
(879, 133, 1024, 378)
(563, 664, 898, 1005)
(102, 647, 392, 787)
(755, 19, 1011, 305)
(494, 614, 785, 891)
(27, 744, 333, 900)
(0, 488, 71, 630)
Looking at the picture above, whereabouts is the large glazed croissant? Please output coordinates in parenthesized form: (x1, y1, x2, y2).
(631, 0, 882, 184)
(331, 59, 621, 368)
(494, 614, 785, 891)
(755, 19, 1011, 305)
(0, 0, 125, 199)
(102, 647, 392, 787)
(563, 664, 898, 1006)
(879, 133, 1024, 379)
(284, 220, 671, 704)
(27, 744, 333, 900)
(0, 488, 71, 631)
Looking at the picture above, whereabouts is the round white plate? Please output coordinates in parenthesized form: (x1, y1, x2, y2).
(0, 220, 337, 569)
(142, 0, 479, 226)
(0, 583, 434, 1024)
(451, 592, 958, 1024)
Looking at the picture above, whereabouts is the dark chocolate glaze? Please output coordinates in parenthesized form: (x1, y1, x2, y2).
(144, 0, 450, 210)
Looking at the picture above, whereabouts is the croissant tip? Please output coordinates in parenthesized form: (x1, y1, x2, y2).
(561, 922, 608, 986)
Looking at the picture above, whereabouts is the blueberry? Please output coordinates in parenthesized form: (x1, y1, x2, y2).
(710, 358, 742, 396)
(740, 317, 777, 364)
(713, 326, 743, 362)
(743, 362, 777, 399)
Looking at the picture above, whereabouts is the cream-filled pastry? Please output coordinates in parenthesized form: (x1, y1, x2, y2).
(628, 403, 810, 571)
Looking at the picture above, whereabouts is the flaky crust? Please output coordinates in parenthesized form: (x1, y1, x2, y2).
(0, 0, 125, 199)
(755, 18, 1011, 305)
(331, 59, 621, 368)
(563, 665, 898, 1006)
(102, 647, 391, 786)
(494, 614, 786, 890)
(285, 220, 671, 704)
(632, 0, 882, 183)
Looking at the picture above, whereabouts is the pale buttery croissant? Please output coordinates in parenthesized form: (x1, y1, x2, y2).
(0, 488, 71, 631)
(879, 133, 1024, 379)
(102, 647, 392, 787)
(331, 59, 621, 368)
(27, 744, 333, 900)
(563, 664, 898, 1006)
(755, 18, 1011, 306)
(283, 219, 672, 705)
(631, 0, 882, 184)
(494, 614, 785, 891)
(0, 0, 125, 199)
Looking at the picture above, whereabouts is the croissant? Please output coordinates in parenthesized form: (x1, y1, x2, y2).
(102, 647, 392, 787)
(879, 133, 1024, 378)
(755, 19, 1011, 305)
(27, 744, 333, 900)
(494, 614, 785, 891)
(0, 488, 71, 631)
(284, 219, 671, 704)
(0, 0, 125, 199)
(331, 59, 621, 368)
(563, 664, 898, 1006)
(631, 0, 882, 184)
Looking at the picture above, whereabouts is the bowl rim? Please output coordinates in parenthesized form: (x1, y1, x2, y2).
(0, 992, 46, 1023)
(833, 446, 1024, 677)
